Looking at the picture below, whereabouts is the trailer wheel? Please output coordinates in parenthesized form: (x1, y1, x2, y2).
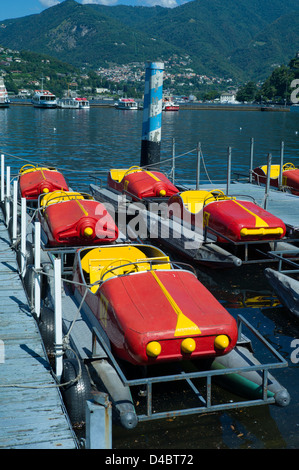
(24, 264, 47, 306)
(23, 264, 35, 304)
(61, 358, 91, 427)
(38, 306, 55, 357)
(16, 240, 34, 270)
(8, 215, 20, 241)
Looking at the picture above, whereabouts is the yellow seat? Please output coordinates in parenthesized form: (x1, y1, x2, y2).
(80, 245, 171, 293)
(110, 169, 129, 182)
(41, 190, 86, 208)
(110, 166, 143, 183)
(260, 164, 281, 179)
(180, 189, 231, 214)
(19, 164, 57, 175)
(180, 190, 217, 213)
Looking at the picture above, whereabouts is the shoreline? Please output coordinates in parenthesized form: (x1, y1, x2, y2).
(8, 101, 290, 112)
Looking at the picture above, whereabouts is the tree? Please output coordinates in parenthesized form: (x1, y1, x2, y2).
(5, 76, 19, 95)
(260, 65, 295, 102)
(236, 81, 258, 102)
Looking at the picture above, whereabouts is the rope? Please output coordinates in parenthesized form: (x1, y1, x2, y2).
(199, 146, 213, 184)
(1, 147, 204, 178)
(139, 147, 197, 171)
(0, 266, 94, 390)
(0, 150, 109, 175)
(0, 344, 82, 389)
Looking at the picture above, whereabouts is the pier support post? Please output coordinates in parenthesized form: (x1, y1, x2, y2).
(140, 61, 164, 170)
(34, 222, 41, 319)
(5, 166, 10, 226)
(278, 141, 284, 188)
(171, 138, 175, 184)
(20, 197, 27, 277)
(264, 153, 272, 210)
(54, 258, 63, 382)
(12, 181, 18, 244)
(196, 142, 201, 189)
(226, 147, 232, 195)
(1, 155, 4, 203)
(85, 393, 112, 449)
(249, 138, 254, 183)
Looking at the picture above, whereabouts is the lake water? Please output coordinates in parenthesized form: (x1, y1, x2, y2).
(1, 104, 299, 449)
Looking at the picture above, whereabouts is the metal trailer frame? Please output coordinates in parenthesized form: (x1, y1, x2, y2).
(7, 162, 289, 431)
(202, 224, 299, 265)
(89, 178, 299, 267)
(25, 209, 289, 423)
(90, 315, 288, 422)
(267, 249, 299, 274)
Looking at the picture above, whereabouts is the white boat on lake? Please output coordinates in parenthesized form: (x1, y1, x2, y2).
(115, 98, 138, 110)
(57, 97, 90, 109)
(162, 98, 179, 111)
(32, 89, 57, 108)
(0, 77, 9, 108)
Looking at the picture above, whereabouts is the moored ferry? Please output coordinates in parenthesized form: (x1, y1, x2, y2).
(57, 97, 90, 109)
(162, 98, 179, 111)
(0, 77, 9, 108)
(115, 98, 138, 110)
(32, 89, 57, 108)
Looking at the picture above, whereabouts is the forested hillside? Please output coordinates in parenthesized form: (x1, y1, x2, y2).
(0, 0, 298, 81)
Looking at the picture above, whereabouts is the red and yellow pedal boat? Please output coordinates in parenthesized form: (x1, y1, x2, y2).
(73, 243, 238, 365)
(253, 162, 299, 196)
(107, 166, 179, 200)
(168, 189, 286, 243)
(39, 190, 118, 246)
(19, 164, 69, 200)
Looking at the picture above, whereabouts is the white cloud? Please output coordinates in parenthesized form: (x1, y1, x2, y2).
(82, 0, 179, 6)
(81, 0, 118, 5)
(39, 0, 61, 7)
(38, 0, 180, 9)
(140, 0, 178, 7)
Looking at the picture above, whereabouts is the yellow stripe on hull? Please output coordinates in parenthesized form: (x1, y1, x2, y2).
(232, 200, 269, 228)
(150, 270, 201, 337)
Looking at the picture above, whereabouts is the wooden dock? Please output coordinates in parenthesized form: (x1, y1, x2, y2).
(0, 211, 77, 449)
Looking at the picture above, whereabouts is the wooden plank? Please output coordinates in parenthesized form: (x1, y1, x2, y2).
(0, 218, 77, 449)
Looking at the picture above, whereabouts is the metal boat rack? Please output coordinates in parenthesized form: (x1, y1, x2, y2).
(10, 173, 289, 429)
(267, 248, 299, 274)
(203, 223, 299, 265)
(89, 182, 299, 268)
(91, 315, 288, 422)
(22, 216, 289, 423)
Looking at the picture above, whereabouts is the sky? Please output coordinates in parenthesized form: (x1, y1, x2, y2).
(0, 0, 189, 21)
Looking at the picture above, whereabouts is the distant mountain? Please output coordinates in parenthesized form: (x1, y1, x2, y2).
(0, 0, 298, 81)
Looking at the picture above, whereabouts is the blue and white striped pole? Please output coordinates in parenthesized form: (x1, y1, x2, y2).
(140, 61, 164, 169)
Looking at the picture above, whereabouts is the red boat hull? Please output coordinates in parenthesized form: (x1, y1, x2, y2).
(19, 169, 69, 200)
(164, 105, 179, 111)
(74, 260, 238, 365)
(40, 199, 118, 246)
(253, 165, 299, 196)
(169, 194, 286, 243)
(108, 169, 179, 200)
(203, 199, 286, 242)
